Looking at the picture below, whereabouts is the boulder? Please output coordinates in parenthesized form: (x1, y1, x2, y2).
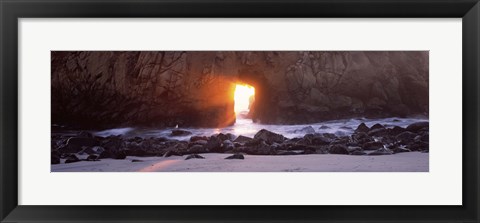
(370, 123, 385, 130)
(351, 150, 367, 155)
(225, 153, 245, 159)
(57, 144, 83, 154)
(390, 126, 406, 136)
(86, 154, 99, 161)
(164, 150, 181, 157)
(395, 131, 417, 144)
(355, 123, 370, 133)
(233, 135, 253, 144)
(222, 140, 235, 151)
(406, 122, 429, 133)
(206, 136, 223, 152)
(362, 141, 384, 150)
(254, 129, 285, 144)
(185, 154, 205, 160)
(66, 137, 99, 147)
(65, 154, 80, 164)
(277, 150, 303, 155)
(369, 148, 393, 155)
(329, 144, 349, 154)
(188, 144, 208, 154)
(190, 136, 208, 142)
(368, 128, 389, 137)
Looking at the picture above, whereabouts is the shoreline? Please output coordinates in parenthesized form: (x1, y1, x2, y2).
(51, 152, 429, 172)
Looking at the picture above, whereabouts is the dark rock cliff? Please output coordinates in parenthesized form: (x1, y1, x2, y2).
(51, 51, 428, 129)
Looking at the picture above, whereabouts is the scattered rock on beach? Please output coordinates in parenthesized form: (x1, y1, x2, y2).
(225, 153, 244, 159)
(233, 135, 253, 144)
(254, 129, 285, 144)
(355, 123, 370, 133)
(406, 122, 429, 133)
(369, 148, 393, 155)
(185, 154, 205, 160)
(329, 144, 349, 154)
(67, 137, 99, 147)
(362, 141, 384, 150)
(86, 154, 100, 161)
(65, 154, 80, 164)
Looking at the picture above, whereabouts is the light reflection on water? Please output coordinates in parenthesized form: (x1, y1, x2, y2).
(94, 117, 428, 141)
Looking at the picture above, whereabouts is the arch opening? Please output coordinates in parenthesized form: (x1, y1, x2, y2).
(233, 84, 255, 119)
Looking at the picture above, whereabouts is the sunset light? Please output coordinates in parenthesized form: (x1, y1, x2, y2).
(234, 84, 255, 114)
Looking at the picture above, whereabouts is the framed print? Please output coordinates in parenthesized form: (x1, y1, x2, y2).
(1, 0, 479, 222)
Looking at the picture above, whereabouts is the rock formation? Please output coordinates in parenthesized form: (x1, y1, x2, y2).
(51, 51, 428, 129)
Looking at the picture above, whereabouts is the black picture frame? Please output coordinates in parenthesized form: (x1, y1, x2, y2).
(1, 0, 479, 222)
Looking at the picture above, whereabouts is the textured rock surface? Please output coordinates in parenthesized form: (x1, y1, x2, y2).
(52, 51, 428, 128)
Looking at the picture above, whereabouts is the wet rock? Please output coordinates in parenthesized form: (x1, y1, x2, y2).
(222, 140, 235, 151)
(347, 146, 362, 153)
(78, 146, 105, 155)
(392, 147, 411, 154)
(407, 141, 429, 151)
(390, 126, 406, 136)
(206, 136, 223, 152)
(368, 128, 389, 137)
(86, 154, 99, 161)
(329, 144, 349, 154)
(352, 132, 369, 141)
(190, 136, 208, 142)
(305, 133, 333, 145)
(395, 131, 417, 144)
(254, 129, 285, 144)
(188, 144, 208, 154)
(369, 148, 393, 155)
(233, 135, 253, 144)
(277, 150, 303, 155)
(67, 137, 99, 147)
(406, 122, 429, 133)
(164, 150, 181, 157)
(351, 150, 367, 155)
(355, 123, 370, 133)
(225, 153, 244, 159)
(370, 123, 385, 130)
(170, 129, 192, 136)
(362, 141, 384, 150)
(319, 125, 330, 129)
(57, 144, 83, 154)
(98, 150, 112, 159)
(226, 133, 237, 141)
(51, 152, 60, 164)
(65, 154, 80, 164)
(102, 137, 126, 152)
(113, 151, 127, 159)
(294, 126, 315, 134)
(131, 159, 144, 162)
(215, 133, 230, 141)
(185, 154, 205, 160)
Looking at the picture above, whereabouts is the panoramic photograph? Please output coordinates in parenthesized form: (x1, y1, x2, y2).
(51, 51, 429, 172)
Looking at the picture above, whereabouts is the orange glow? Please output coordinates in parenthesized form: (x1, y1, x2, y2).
(234, 84, 255, 114)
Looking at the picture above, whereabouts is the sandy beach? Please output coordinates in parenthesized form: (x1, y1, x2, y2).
(51, 152, 428, 172)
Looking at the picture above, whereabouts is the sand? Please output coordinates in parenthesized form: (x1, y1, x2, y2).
(51, 152, 428, 172)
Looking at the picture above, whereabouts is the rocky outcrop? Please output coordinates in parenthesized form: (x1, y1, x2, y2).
(52, 51, 428, 128)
